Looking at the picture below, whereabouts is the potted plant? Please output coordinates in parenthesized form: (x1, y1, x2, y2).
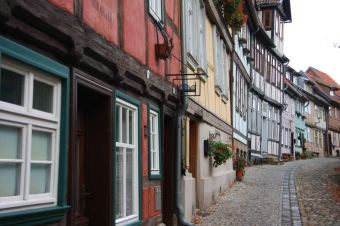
(216, 0, 247, 30)
(233, 157, 247, 178)
(295, 151, 301, 160)
(301, 152, 309, 159)
(246, 56, 254, 63)
(243, 47, 250, 55)
(155, 43, 172, 59)
(211, 140, 233, 168)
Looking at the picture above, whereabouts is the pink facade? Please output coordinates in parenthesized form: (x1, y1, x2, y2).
(122, 0, 146, 64)
(82, 0, 118, 45)
(147, 20, 166, 77)
(48, 0, 74, 14)
(165, 0, 179, 28)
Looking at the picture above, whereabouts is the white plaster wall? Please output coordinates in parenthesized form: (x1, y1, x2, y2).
(181, 172, 196, 222)
(196, 122, 235, 209)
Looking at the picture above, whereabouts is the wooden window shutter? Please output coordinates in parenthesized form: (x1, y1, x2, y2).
(263, 10, 272, 30)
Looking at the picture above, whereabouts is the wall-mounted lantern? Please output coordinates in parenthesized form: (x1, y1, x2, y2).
(144, 125, 148, 137)
(204, 139, 212, 156)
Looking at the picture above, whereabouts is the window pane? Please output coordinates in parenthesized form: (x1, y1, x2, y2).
(0, 163, 21, 197)
(0, 68, 24, 106)
(0, 125, 22, 159)
(116, 147, 124, 219)
(33, 80, 53, 113)
(116, 106, 121, 142)
(129, 110, 133, 145)
(122, 108, 127, 143)
(126, 148, 133, 216)
(31, 130, 52, 161)
(29, 164, 51, 194)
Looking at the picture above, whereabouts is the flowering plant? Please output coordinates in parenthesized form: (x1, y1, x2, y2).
(211, 140, 233, 167)
(216, 0, 247, 30)
(233, 157, 247, 171)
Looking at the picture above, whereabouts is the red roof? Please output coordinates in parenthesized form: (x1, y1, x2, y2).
(305, 67, 340, 103)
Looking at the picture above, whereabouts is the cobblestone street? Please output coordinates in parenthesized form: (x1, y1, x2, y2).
(193, 158, 340, 226)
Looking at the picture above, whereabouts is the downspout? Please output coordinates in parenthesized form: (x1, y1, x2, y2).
(230, 31, 235, 157)
(278, 82, 289, 161)
(326, 106, 330, 156)
(174, 1, 194, 225)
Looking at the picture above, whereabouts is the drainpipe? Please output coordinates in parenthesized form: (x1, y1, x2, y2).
(278, 82, 289, 161)
(174, 1, 194, 225)
(326, 106, 330, 156)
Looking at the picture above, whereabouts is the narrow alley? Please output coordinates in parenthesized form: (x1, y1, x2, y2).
(193, 158, 340, 226)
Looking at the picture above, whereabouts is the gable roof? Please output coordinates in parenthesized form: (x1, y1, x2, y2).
(305, 67, 340, 106)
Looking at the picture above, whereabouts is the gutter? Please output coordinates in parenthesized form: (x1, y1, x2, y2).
(174, 1, 194, 225)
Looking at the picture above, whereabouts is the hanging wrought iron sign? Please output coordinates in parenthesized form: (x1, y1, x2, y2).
(166, 73, 203, 96)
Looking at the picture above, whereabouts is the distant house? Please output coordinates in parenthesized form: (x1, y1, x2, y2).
(304, 68, 340, 156)
(300, 71, 329, 157)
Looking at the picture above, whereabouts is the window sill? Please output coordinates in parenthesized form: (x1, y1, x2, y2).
(0, 205, 70, 226)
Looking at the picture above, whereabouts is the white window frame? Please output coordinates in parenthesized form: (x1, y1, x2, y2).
(213, 25, 228, 100)
(329, 106, 332, 117)
(335, 107, 338, 119)
(293, 76, 297, 85)
(0, 57, 61, 210)
(149, 0, 163, 23)
(186, 0, 207, 76)
(305, 127, 311, 142)
(150, 110, 160, 175)
(115, 98, 139, 226)
(333, 132, 337, 145)
(305, 102, 311, 114)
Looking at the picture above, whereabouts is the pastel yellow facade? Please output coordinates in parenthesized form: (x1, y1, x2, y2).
(190, 18, 231, 125)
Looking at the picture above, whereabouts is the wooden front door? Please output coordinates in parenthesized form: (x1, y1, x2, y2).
(162, 114, 175, 225)
(68, 72, 113, 226)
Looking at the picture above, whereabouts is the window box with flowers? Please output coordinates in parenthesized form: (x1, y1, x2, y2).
(233, 157, 247, 179)
(216, 0, 247, 30)
(246, 56, 254, 63)
(238, 37, 247, 46)
(211, 140, 233, 168)
(243, 47, 250, 55)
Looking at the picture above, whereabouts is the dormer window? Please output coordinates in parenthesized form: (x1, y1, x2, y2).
(263, 10, 272, 30)
(305, 84, 312, 93)
(330, 90, 334, 96)
(293, 76, 297, 85)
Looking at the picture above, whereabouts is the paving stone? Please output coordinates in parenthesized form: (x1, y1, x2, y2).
(193, 158, 340, 226)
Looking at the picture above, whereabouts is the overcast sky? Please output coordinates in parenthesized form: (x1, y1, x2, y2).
(284, 0, 340, 85)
